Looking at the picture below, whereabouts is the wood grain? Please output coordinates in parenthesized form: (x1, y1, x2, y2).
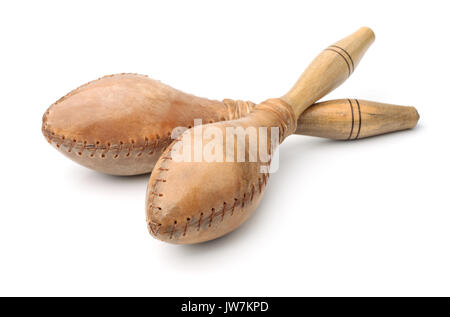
(283, 27, 375, 118)
(296, 99, 419, 139)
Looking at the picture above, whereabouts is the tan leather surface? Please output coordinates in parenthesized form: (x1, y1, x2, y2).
(42, 74, 418, 176)
(42, 74, 255, 175)
(146, 98, 296, 244)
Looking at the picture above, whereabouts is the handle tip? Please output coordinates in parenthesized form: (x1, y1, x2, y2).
(331, 26, 375, 69)
(358, 26, 376, 44)
(411, 106, 420, 126)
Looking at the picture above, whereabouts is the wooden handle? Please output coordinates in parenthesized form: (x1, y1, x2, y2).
(282, 27, 375, 118)
(295, 99, 420, 139)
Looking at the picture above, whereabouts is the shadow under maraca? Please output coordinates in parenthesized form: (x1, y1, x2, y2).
(63, 165, 151, 200)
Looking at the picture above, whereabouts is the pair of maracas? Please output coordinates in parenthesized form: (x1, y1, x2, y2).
(43, 27, 419, 244)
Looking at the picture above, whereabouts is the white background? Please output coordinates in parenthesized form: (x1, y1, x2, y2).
(1, 0, 449, 296)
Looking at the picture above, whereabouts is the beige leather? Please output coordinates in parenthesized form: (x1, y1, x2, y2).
(146, 99, 296, 244)
(42, 74, 254, 175)
(43, 74, 419, 176)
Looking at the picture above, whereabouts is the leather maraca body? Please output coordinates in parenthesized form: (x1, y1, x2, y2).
(146, 99, 296, 243)
(42, 74, 254, 175)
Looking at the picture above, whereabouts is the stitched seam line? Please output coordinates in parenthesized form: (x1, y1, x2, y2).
(43, 128, 173, 159)
(147, 140, 272, 239)
(147, 140, 179, 216)
(148, 173, 270, 239)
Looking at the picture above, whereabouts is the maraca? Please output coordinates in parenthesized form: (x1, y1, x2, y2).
(146, 27, 378, 243)
(42, 75, 417, 175)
